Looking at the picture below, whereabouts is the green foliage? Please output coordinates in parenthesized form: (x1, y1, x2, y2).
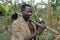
(0, 3, 6, 15)
(0, 31, 12, 40)
(51, 0, 60, 10)
(0, 1, 60, 40)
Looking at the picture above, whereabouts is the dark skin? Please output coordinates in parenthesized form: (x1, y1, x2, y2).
(22, 6, 46, 40)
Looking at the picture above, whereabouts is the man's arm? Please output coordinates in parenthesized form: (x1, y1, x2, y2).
(24, 25, 46, 40)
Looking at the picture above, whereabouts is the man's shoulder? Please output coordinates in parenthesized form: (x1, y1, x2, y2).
(12, 17, 23, 24)
(12, 19, 18, 25)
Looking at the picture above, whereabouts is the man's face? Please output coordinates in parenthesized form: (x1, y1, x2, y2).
(23, 6, 32, 18)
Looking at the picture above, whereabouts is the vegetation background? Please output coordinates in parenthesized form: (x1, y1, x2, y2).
(0, 0, 60, 40)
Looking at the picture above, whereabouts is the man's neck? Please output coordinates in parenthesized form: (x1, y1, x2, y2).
(23, 16, 30, 21)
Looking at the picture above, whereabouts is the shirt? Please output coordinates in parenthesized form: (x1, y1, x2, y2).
(11, 17, 36, 40)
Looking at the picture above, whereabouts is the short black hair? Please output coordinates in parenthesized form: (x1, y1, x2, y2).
(21, 4, 31, 12)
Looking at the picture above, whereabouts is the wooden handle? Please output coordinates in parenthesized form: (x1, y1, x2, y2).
(31, 19, 59, 35)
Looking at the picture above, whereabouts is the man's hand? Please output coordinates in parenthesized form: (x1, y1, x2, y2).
(36, 24, 46, 35)
(24, 19, 46, 40)
(24, 24, 46, 40)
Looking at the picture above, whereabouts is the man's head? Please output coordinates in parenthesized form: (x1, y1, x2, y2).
(21, 4, 32, 20)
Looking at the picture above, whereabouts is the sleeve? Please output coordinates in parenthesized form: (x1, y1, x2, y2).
(12, 22, 24, 40)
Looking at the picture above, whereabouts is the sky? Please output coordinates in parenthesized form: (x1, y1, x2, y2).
(11, 0, 48, 4)
(22, 0, 48, 3)
(0, 0, 48, 9)
(0, 0, 48, 4)
(24, 0, 48, 3)
(11, 0, 48, 9)
(22, 0, 48, 8)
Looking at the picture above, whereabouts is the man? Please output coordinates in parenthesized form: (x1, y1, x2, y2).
(11, 4, 46, 40)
